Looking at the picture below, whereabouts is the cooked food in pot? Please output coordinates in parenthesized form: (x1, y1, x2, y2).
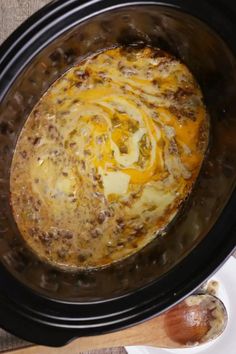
(10, 46, 208, 269)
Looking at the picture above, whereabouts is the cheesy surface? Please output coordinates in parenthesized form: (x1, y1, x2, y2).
(10, 47, 208, 269)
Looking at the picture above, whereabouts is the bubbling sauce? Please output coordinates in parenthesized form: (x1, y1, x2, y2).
(10, 47, 208, 269)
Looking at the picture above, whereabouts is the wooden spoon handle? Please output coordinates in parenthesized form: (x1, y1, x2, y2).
(73, 314, 173, 351)
(10, 315, 174, 354)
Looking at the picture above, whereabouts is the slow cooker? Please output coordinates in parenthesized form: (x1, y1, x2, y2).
(0, 0, 235, 347)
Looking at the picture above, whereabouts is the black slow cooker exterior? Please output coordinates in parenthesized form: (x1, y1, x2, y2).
(0, 0, 236, 347)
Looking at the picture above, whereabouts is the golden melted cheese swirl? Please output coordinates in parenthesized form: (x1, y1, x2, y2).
(10, 47, 208, 269)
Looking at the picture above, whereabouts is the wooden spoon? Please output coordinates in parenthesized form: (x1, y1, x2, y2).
(78, 294, 227, 350)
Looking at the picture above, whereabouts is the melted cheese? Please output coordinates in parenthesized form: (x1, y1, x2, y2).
(99, 167, 130, 197)
(10, 47, 208, 269)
